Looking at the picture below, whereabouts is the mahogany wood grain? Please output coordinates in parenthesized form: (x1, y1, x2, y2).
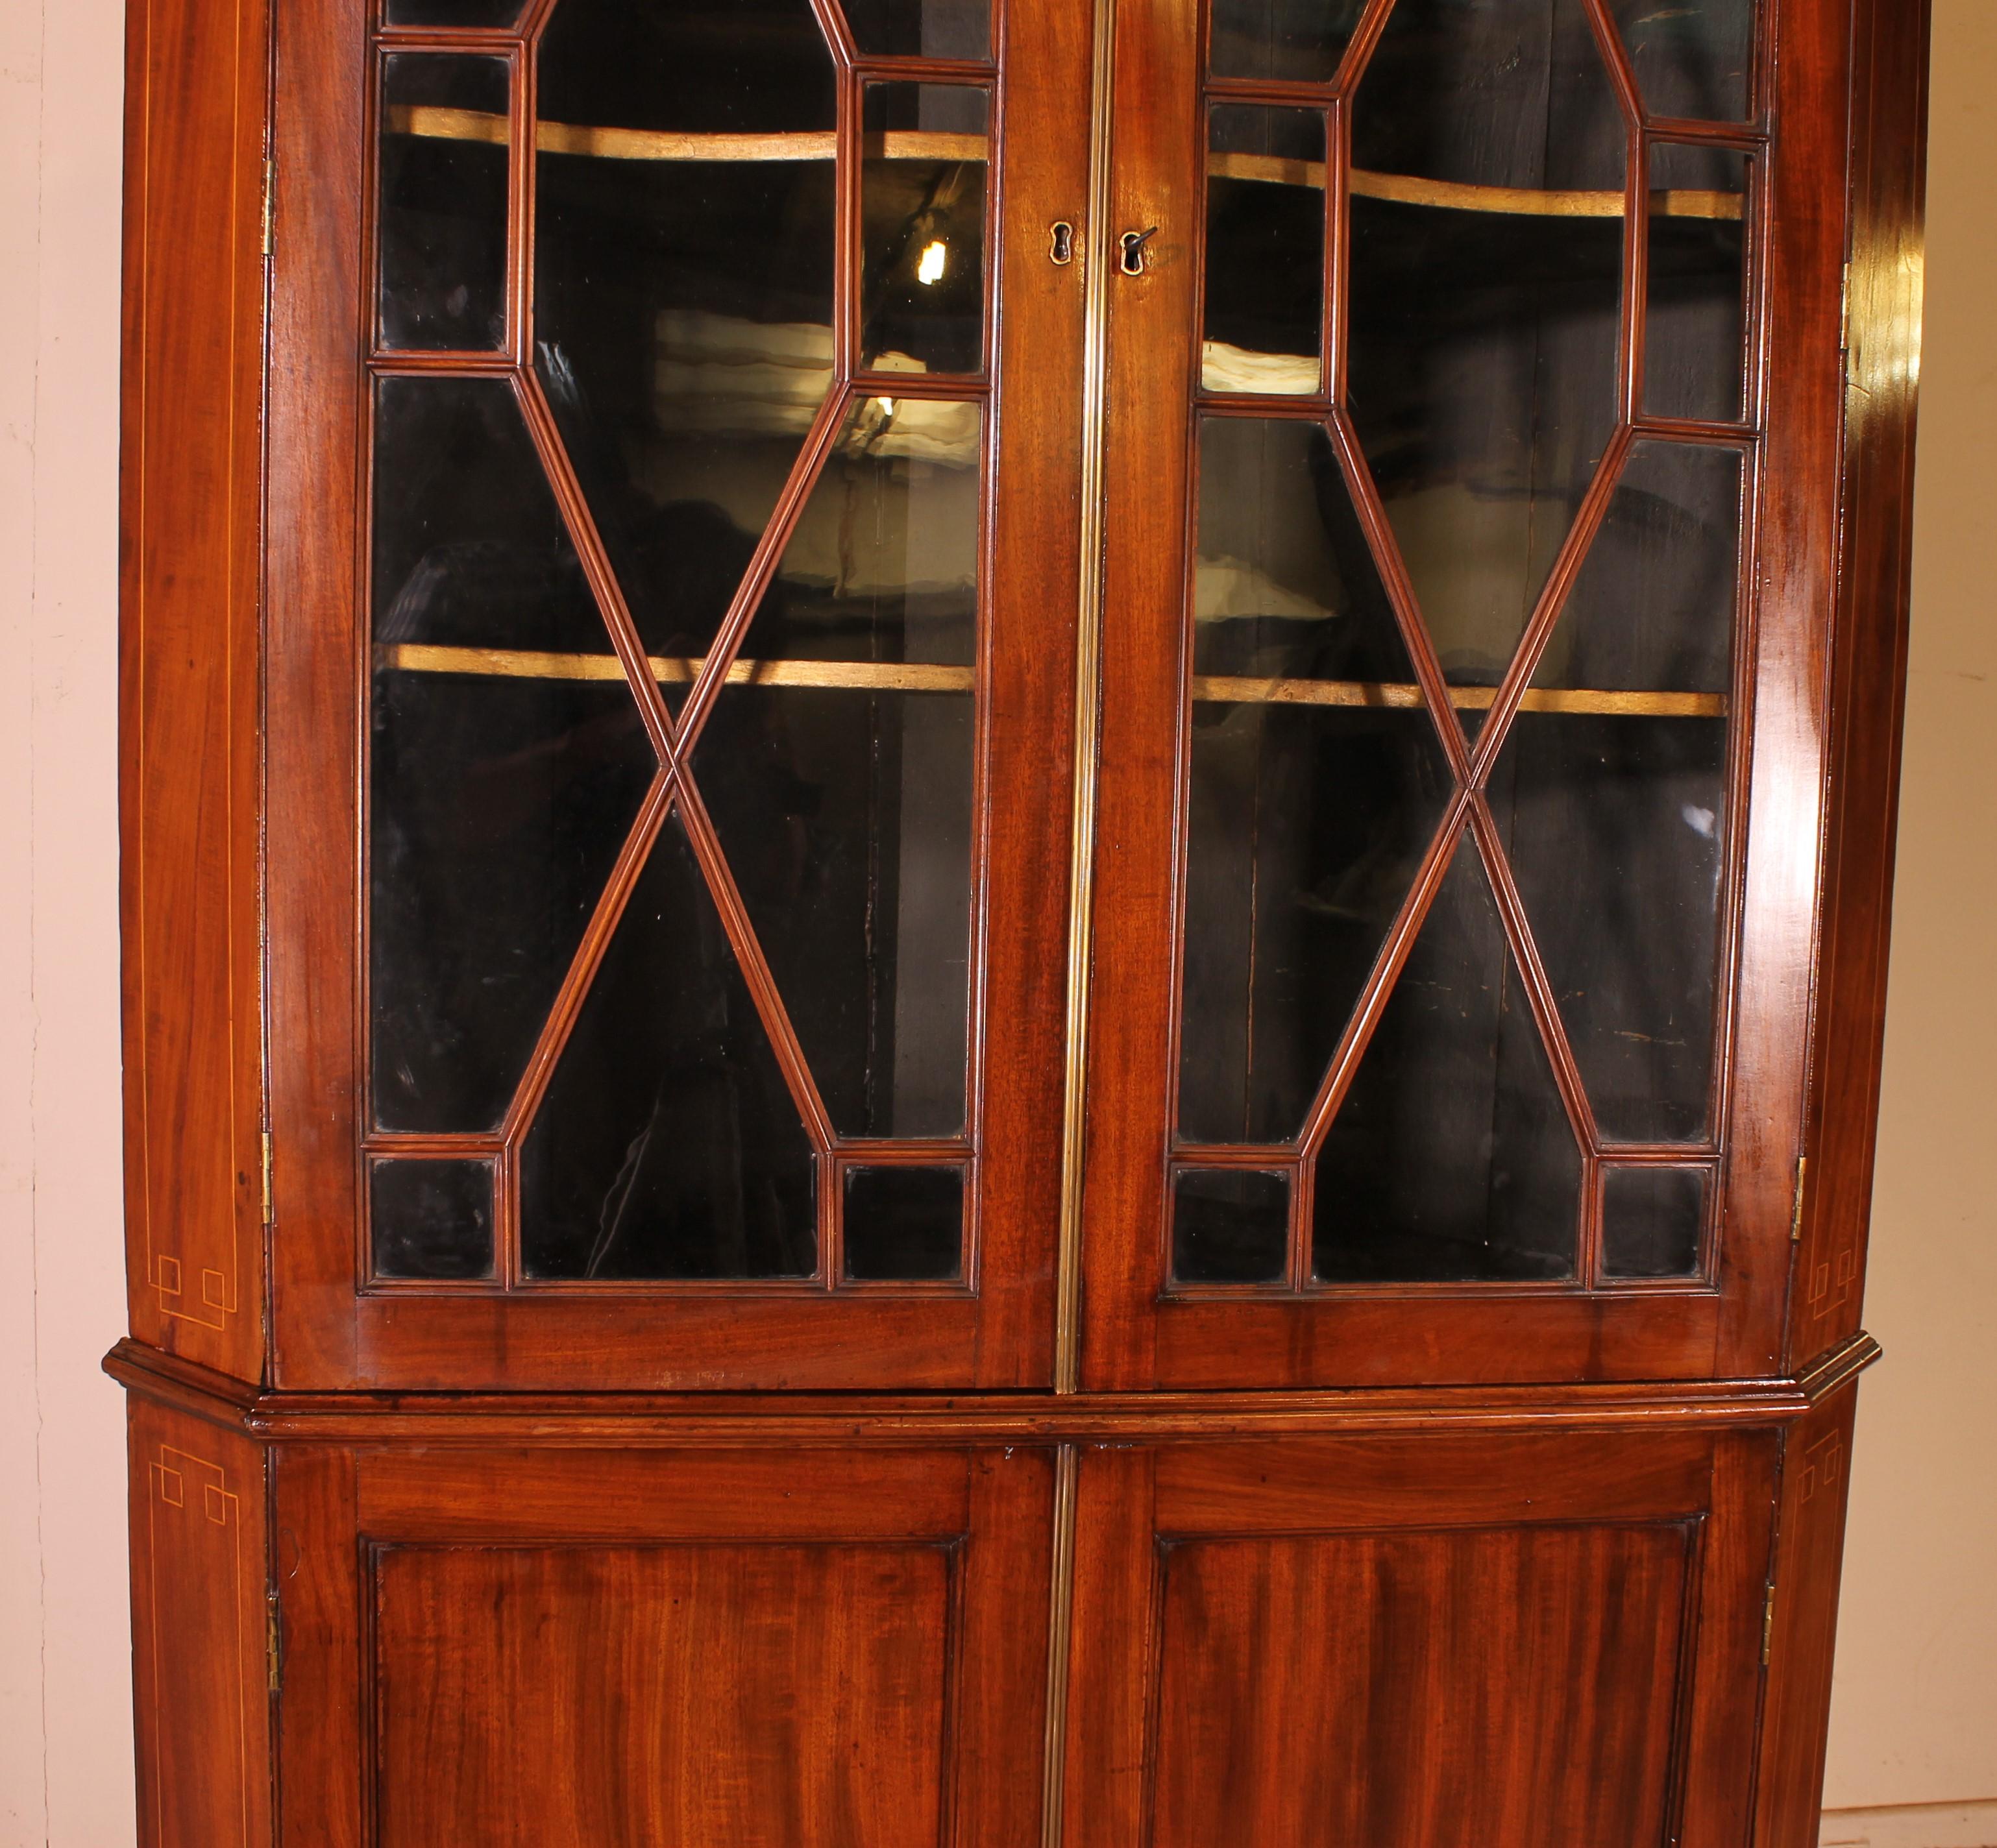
(1789, 0, 1933, 1375)
(119, 0, 270, 1382)
(1154, 1525, 1691, 1846)
(274, 1443, 1052, 1848)
(1753, 1383, 1864, 1848)
(125, 1396, 273, 1848)
(1065, 1426, 1776, 1848)
(104, 1330, 1881, 1446)
(374, 1542, 954, 1848)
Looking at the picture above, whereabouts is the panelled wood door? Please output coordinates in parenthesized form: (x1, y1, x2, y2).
(265, 0, 1848, 1395)
(272, 1442, 1055, 1848)
(1063, 1426, 1780, 1848)
(1078, 0, 1849, 1389)
(266, 0, 1093, 1389)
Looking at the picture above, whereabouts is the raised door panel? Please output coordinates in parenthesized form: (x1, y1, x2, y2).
(274, 1444, 1053, 1848)
(267, 0, 1091, 1390)
(1080, 0, 1854, 1387)
(1064, 1428, 1777, 1848)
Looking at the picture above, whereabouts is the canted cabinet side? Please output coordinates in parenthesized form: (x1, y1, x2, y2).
(119, 0, 271, 1383)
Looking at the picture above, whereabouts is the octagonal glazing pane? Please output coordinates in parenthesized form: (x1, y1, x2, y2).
(1347, 0, 1627, 736)
(1608, 0, 1754, 122)
(533, 0, 839, 690)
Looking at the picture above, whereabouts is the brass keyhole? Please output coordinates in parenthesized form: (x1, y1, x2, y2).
(1049, 221, 1075, 265)
(1119, 226, 1159, 275)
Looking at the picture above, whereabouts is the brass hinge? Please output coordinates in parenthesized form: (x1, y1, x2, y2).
(260, 1131, 275, 1228)
(1790, 1155, 1808, 1243)
(1839, 259, 1852, 355)
(1761, 1581, 1778, 1666)
(262, 156, 276, 259)
(265, 1589, 284, 1696)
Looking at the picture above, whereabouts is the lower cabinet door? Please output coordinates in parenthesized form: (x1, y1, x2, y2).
(1064, 1428, 1778, 1848)
(273, 1442, 1054, 1848)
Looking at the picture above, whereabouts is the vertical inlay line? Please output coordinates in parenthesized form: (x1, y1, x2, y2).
(1051, 0, 1121, 1398)
(1038, 1443, 1081, 1848)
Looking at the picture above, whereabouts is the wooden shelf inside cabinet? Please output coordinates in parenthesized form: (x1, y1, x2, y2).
(376, 644, 1726, 718)
(386, 107, 1745, 223)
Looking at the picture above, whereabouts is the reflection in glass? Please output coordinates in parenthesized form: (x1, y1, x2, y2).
(1179, 419, 1452, 1146)
(533, 0, 838, 675)
(842, 0, 989, 60)
(1203, 108, 1326, 396)
(1603, 1165, 1708, 1278)
(844, 1167, 964, 1281)
(1534, 441, 1742, 696)
(1172, 1169, 1290, 1284)
(377, 55, 509, 352)
(861, 84, 989, 376)
(1646, 145, 1750, 424)
(1497, 712, 1726, 1144)
(521, 812, 818, 1280)
(371, 1159, 495, 1281)
(1314, 831, 1582, 1282)
(370, 377, 655, 1134)
(1349, 0, 1625, 727)
(1210, 0, 1368, 83)
(1610, 0, 1753, 123)
(694, 398, 979, 1139)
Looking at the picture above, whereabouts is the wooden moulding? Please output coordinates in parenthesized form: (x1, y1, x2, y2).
(376, 643, 1726, 716)
(387, 106, 1743, 221)
(103, 1331, 1881, 1447)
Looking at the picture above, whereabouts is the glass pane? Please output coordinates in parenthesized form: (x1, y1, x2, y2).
(861, 84, 989, 376)
(842, 0, 989, 60)
(843, 1167, 964, 1281)
(521, 811, 818, 1281)
(693, 397, 978, 1139)
(1349, 0, 1626, 730)
(384, 0, 523, 25)
(378, 55, 509, 352)
(1179, 419, 1453, 1145)
(1603, 1165, 1708, 1277)
(533, 0, 838, 670)
(1204, 107, 1326, 396)
(371, 1159, 495, 1281)
(1496, 712, 1726, 1143)
(370, 376, 656, 1134)
(1314, 831, 1583, 1282)
(1210, 0, 1369, 83)
(1609, 0, 1753, 123)
(1645, 144, 1750, 423)
(1501, 445, 1737, 1145)
(1534, 441, 1742, 696)
(1171, 1169, 1290, 1284)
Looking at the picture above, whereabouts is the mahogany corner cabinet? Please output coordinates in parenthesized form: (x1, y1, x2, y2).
(110, 0, 1929, 1841)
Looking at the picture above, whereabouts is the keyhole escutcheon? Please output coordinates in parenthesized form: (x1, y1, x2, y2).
(1119, 226, 1159, 275)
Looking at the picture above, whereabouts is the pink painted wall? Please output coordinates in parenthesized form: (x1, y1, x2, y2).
(0, 2, 1988, 1844)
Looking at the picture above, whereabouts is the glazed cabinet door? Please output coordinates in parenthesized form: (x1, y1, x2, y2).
(265, 0, 1092, 1388)
(1078, 0, 1850, 1387)
(273, 1442, 1054, 1847)
(1063, 1426, 1779, 1848)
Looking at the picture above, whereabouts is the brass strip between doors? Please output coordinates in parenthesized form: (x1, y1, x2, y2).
(387, 106, 1743, 223)
(374, 645, 1726, 719)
